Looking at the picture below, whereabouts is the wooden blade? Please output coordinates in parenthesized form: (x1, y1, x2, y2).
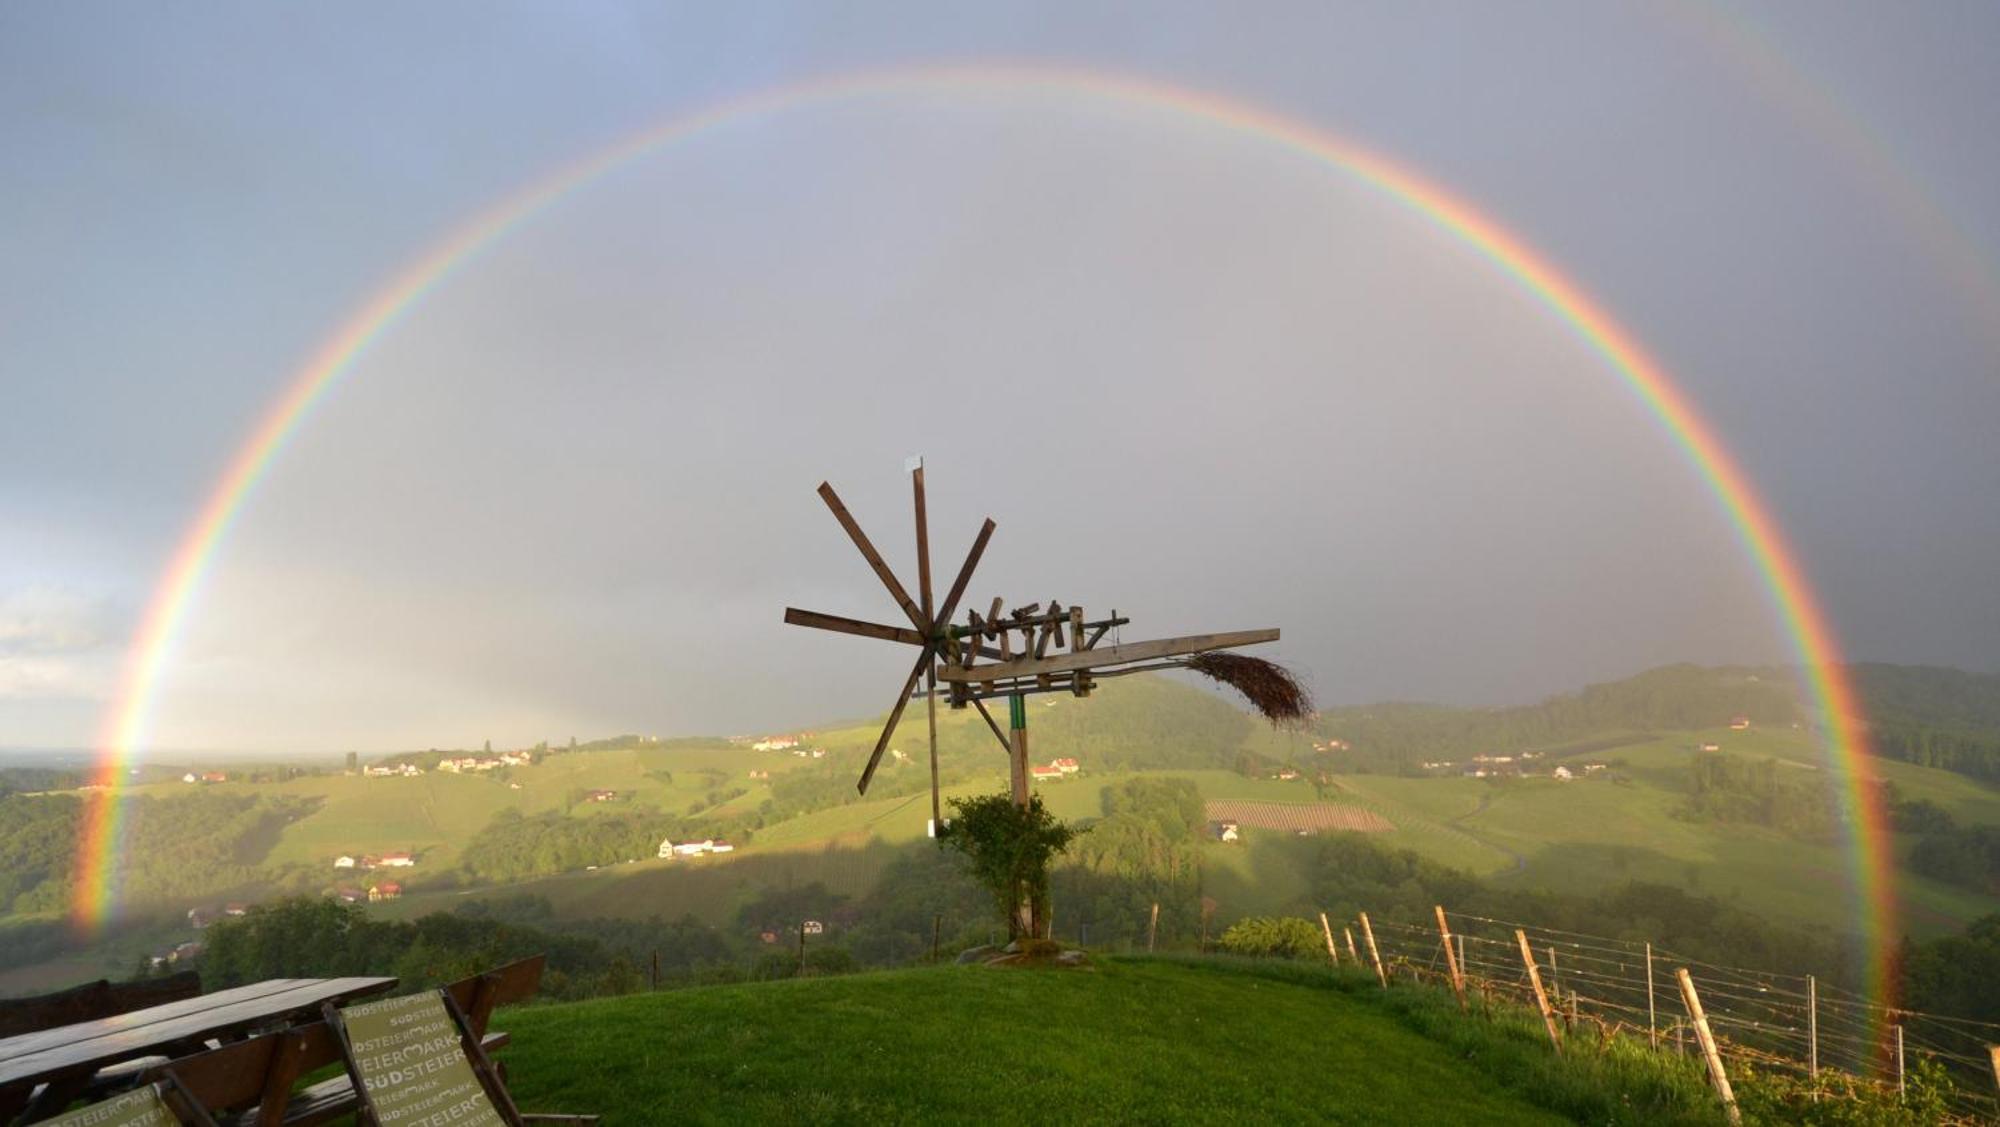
(818, 481, 927, 633)
(933, 518, 996, 629)
(913, 465, 934, 626)
(858, 646, 931, 795)
(784, 607, 926, 647)
(937, 628, 1280, 683)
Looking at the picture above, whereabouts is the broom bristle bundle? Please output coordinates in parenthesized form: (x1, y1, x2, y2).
(1183, 651, 1313, 726)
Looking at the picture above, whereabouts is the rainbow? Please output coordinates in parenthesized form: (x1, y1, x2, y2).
(72, 63, 1894, 1003)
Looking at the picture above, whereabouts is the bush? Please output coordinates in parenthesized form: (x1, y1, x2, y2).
(1217, 916, 1324, 959)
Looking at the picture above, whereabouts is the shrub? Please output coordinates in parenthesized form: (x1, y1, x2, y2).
(1217, 916, 1324, 959)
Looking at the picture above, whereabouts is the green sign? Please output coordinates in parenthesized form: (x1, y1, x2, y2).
(341, 992, 504, 1126)
(43, 1086, 175, 1127)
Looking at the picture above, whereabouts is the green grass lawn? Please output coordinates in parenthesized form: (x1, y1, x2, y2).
(496, 958, 1586, 1125)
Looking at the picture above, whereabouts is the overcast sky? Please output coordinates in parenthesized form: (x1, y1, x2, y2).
(3, 3, 1997, 753)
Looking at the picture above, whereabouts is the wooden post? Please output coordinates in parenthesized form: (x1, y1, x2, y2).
(1987, 1045, 1999, 1114)
(1007, 692, 1030, 808)
(1434, 906, 1466, 1011)
(1358, 912, 1387, 988)
(1547, 945, 1561, 1015)
(932, 914, 942, 962)
(1646, 943, 1657, 1051)
(1516, 930, 1563, 1053)
(1676, 968, 1740, 1125)
(798, 921, 807, 973)
(1319, 912, 1339, 967)
(1343, 927, 1359, 964)
(1148, 902, 1159, 953)
(1895, 1023, 1905, 1100)
(1807, 974, 1817, 1099)
(649, 949, 659, 991)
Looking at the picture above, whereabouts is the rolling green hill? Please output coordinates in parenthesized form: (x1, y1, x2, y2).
(495, 957, 1707, 1125)
(4, 663, 1997, 996)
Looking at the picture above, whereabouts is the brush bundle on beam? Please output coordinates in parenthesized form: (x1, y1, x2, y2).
(1182, 651, 1313, 725)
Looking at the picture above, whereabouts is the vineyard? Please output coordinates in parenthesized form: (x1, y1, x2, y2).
(1339, 904, 2000, 1122)
(1205, 800, 1393, 834)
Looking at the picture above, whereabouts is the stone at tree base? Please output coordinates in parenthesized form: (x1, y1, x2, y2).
(955, 945, 1000, 965)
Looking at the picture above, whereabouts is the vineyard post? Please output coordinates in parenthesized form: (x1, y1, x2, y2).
(1358, 912, 1387, 988)
(1319, 911, 1339, 967)
(1147, 902, 1159, 953)
(1434, 906, 1466, 1011)
(1987, 1045, 1999, 1115)
(1676, 968, 1741, 1125)
(649, 950, 659, 992)
(1807, 974, 1818, 1100)
(1646, 942, 1657, 1050)
(1516, 929, 1563, 1053)
(932, 914, 942, 962)
(1895, 1023, 1905, 1100)
(1343, 927, 1359, 964)
(1547, 945, 1561, 1019)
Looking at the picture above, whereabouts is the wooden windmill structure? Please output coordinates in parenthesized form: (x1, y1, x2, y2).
(784, 458, 1293, 828)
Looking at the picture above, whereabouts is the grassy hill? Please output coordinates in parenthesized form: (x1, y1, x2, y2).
(494, 957, 1710, 1125)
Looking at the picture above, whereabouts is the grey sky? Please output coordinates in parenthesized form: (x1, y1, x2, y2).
(2, 3, 1996, 751)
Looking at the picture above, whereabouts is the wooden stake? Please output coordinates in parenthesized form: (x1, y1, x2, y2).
(1516, 930, 1563, 1053)
(1148, 902, 1159, 953)
(1895, 1023, 1905, 1100)
(1358, 912, 1387, 988)
(1343, 927, 1359, 964)
(649, 949, 659, 991)
(1435, 906, 1466, 1011)
(1676, 968, 1740, 1125)
(1987, 1045, 1999, 1114)
(1646, 942, 1657, 1051)
(1319, 912, 1339, 967)
(1807, 974, 1818, 1099)
(932, 914, 942, 962)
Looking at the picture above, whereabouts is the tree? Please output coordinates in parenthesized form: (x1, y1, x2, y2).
(938, 792, 1079, 940)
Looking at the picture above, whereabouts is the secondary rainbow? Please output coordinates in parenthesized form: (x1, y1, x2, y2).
(72, 62, 1895, 1003)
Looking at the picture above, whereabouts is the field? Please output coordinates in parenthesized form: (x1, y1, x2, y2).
(1204, 800, 1392, 833)
(497, 958, 1606, 1125)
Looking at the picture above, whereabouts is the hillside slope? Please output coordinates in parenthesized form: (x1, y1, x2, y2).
(496, 959, 1578, 1125)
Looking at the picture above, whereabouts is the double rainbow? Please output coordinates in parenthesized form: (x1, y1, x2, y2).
(71, 63, 1892, 1004)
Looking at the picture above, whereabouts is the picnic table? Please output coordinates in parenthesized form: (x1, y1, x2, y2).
(0, 976, 394, 1123)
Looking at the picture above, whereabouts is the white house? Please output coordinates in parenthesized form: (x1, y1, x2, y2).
(710, 840, 735, 854)
(1217, 822, 1241, 843)
(333, 855, 357, 869)
(378, 852, 415, 868)
(1552, 766, 1574, 782)
(657, 838, 676, 859)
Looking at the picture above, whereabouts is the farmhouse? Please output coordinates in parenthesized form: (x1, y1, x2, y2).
(201, 771, 227, 784)
(333, 886, 365, 904)
(1699, 743, 1721, 753)
(378, 851, 415, 867)
(1030, 764, 1064, 783)
(751, 735, 800, 752)
(1051, 757, 1080, 775)
(586, 789, 618, 803)
(657, 837, 676, 859)
(1552, 766, 1574, 782)
(333, 855, 357, 869)
(368, 882, 402, 902)
(1275, 767, 1301, 781)
(748, 769, 771, 780)
(182, 773, 197, 784)
(1729, 717, 1752, 730)
(1215, 821, 1241, 843)
(710, 840, 736, 854)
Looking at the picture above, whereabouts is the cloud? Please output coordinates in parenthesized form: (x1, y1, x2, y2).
(0, 585, 122, 700)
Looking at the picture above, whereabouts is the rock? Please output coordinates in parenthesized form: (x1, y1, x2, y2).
(1056, 949, 1088, 966)
(1001, 940, 1023, 955)
(955, 945, 999, 965)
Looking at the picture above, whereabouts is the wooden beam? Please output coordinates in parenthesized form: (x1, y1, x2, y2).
(817, 481, 927, 633)
(784, 607, 925, 647)
(970, 698, 1012, 755)
(933, 518, 996, 628)
(912, 464, 933, 625)
(857, 648, 931, 795)
(937, 628, 1279, 683)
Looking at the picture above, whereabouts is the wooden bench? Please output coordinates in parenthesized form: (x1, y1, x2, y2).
(148, 956, 546, 1126)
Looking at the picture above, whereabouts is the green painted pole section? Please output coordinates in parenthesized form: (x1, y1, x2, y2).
(1009, 693, 1026, 730)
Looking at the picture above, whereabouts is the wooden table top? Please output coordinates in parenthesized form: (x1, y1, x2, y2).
(0, 976, 395, 1091)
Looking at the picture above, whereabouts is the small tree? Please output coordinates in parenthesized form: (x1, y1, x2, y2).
(939, 792, 1079, 941)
